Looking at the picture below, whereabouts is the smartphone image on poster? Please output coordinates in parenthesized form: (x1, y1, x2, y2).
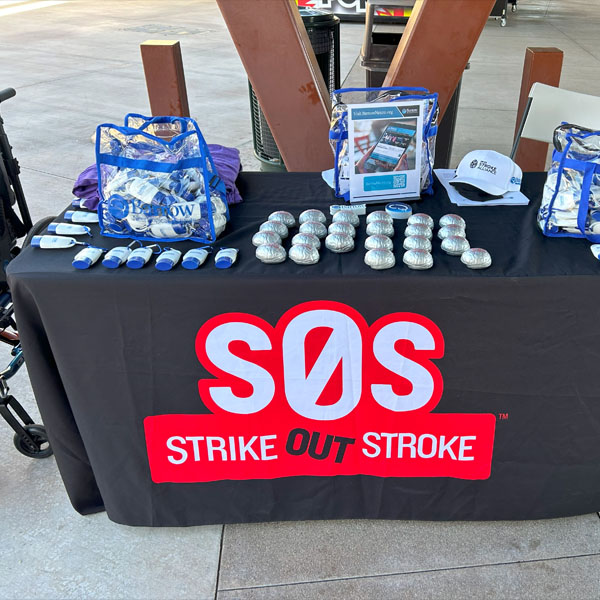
(364, 122, 417, 173)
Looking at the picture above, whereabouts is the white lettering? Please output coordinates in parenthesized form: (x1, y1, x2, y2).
(417, 433, 437, 459)
(397, 433, 417, 458)
(228, 436, 237, 461)
(362, 432, 381, 457)
(381, 432, 398, 458)
(438, 435, 458, 459)
(185, 436, 205, 461)
(260, 434, 278, 460)
(283, 309, 362, 420)
(361, 433, 477, 461)
(371, 322, 436, 412)
(459, 436, 476, 461)
(336, 0, 364, 12)
(166, 435, 280, 463)
(205, 322, 275, 414)
(166, 436, 188, 464)
(206, 436, 227, 461)
(239, 435, 259, 460)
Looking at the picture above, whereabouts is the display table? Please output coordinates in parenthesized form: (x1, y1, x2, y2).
(7, 172, 600, 526)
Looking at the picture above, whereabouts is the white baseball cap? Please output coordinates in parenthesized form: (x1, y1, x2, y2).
(450, 150, 522, 197)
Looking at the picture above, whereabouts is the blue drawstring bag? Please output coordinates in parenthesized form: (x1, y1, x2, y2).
(329, 87, 439, 202)
(96, 114, 229, 243)
(538, 123, 600, 240)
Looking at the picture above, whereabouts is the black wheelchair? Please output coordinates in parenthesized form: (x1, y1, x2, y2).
(0, 87, 53, 458)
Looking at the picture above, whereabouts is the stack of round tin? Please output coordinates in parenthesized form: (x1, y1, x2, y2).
(254, 211, 294, 265)
(437, 213, 491, 269)
(285, 209, 327, 264)
(403, 213, 434, 270)
(364, 211, 395, 269)
(254, 218, 289, 264)
(325, 211, 357, 253)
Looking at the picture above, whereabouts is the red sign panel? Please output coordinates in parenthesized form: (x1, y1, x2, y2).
(144, 301, 496, 483)
(296, 0, 411, 17)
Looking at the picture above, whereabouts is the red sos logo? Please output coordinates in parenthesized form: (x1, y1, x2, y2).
(145, 301, 495, 483)
(196, 301, 445, 418)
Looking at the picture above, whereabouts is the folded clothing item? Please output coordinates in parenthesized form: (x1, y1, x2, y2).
(73, 143, 243, 210)
(72, 164, 99, 209)
(208, 144, 242, 205)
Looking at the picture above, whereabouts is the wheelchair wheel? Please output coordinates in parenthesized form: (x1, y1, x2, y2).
(13, 424, 53, 458)
(23, 216, 57, 248)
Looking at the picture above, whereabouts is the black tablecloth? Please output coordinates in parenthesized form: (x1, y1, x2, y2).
(7, 172, 600, 525)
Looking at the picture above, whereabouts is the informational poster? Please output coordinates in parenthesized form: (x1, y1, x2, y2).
(347, 100, 425, 203)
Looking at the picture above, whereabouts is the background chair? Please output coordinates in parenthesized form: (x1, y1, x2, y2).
(511, 83, 600, 159)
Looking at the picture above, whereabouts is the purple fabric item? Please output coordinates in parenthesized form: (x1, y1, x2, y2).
(72, 164, 101, 210)
(73, 144, 243, 207)
(208, 144, 243, 204)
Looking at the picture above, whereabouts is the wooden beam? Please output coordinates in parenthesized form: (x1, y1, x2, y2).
(513, 47, 563, 172)
(216, 0, 333, 172)
(140, 40, 190, 117)
(383, 0, 496, 119)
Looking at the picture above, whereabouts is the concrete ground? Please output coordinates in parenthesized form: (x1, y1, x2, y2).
(0, 0, 599, 598)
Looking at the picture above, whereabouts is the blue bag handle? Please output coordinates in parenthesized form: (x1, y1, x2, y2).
(543, 137, 574, 238)
(124, 113, 189, 131)
(188, 120, 229, 219)
(577, 163, 600, 242)
(333, 86, 430, 95)
(96, 122, 198, 150)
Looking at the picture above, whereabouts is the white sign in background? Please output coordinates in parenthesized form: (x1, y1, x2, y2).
(348, 100, 425, 203)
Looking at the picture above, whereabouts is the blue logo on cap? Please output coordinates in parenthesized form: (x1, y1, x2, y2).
(510, 176, 521, 185)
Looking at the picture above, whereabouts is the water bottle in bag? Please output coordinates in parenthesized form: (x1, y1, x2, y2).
(127, 178, 173, 207)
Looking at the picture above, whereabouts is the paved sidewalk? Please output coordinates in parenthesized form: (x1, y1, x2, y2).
(0, 1, 599, 598)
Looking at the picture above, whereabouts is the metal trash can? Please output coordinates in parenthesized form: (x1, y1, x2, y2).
(361, 28, 467, 169)
(249, 8, 340, 172)
(361, 29, 403, 88)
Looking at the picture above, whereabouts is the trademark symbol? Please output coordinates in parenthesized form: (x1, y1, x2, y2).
(498, 413, 509, 421)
